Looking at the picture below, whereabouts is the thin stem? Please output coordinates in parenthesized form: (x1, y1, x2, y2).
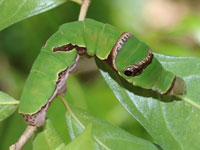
(59, 96, 84, 128)
(78, 0, 91, 21)
(0, 101, 19, 105)
(9, 126, 37, 150)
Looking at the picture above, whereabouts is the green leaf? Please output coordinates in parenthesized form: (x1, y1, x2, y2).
(32, 120, 64, 150)
(61, 123, 95, 150)
(66, 106, 159, 150)
(33, 119, 95, 150)
(0, 0, 82, 31)
(96, 54, 200, 150)
(0, 91, 19, 122)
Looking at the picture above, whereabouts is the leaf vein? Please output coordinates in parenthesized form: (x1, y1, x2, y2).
(6, 0, 27, 22)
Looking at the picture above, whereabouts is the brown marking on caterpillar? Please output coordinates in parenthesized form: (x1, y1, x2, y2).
(53, 44, 75, 52)
(123, 48, 154, 77)
(56, 55, 80, 95)
(21, 103, 50, 126)
(21, 55, 80, 127)
(52, 43, 90, 57)
(163, 77, 176, 95)
(107, 32, 133, 71)
(56, 69, 68, 84)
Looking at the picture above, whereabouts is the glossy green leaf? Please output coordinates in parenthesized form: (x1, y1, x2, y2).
(0, 0, 82, 31)
(32, 120, 64, 150)
(0, 91, 19, 122)
(96, 54, 200, 150)
(60, 123, 95, 150)
(66, 106, 159, 150)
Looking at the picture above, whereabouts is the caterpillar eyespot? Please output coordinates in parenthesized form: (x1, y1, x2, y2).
(123, 48, 154, 77)
(19, 19, 186, 126)
(124, 70, 133, 77)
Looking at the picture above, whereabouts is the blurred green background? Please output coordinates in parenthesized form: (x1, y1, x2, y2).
(0, 0, 200, 149)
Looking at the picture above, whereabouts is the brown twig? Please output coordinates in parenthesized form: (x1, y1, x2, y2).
(78, 0, 91, 21)
(9, 126, 37, 150)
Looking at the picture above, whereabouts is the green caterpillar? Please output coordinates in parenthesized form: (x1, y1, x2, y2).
(19, 19, 185, 127)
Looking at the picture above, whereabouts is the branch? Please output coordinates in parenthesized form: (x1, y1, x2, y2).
(9, 126, 37, 150)
(78, 0, 91, 21)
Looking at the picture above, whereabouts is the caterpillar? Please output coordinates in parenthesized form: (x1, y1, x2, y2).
(19, 19, 186, 127)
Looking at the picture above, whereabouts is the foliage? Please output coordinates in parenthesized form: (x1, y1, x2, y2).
(0, 0, 82, 31)
(0, 91, 19, 121)
(66, 106, 158, 150)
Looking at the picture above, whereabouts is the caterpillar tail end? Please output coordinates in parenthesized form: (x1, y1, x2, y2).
(168, 77, 186, 95)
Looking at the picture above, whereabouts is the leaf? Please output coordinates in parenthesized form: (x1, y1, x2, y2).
(60, 123, 95, 150)
(32, 120, 64, 150)
(33, 119, 95, 150)
(66, 105, 159, 150)
(96, 54, 200, 150)
(0, 0, 82, 31)
(0, 91, 19, 122)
